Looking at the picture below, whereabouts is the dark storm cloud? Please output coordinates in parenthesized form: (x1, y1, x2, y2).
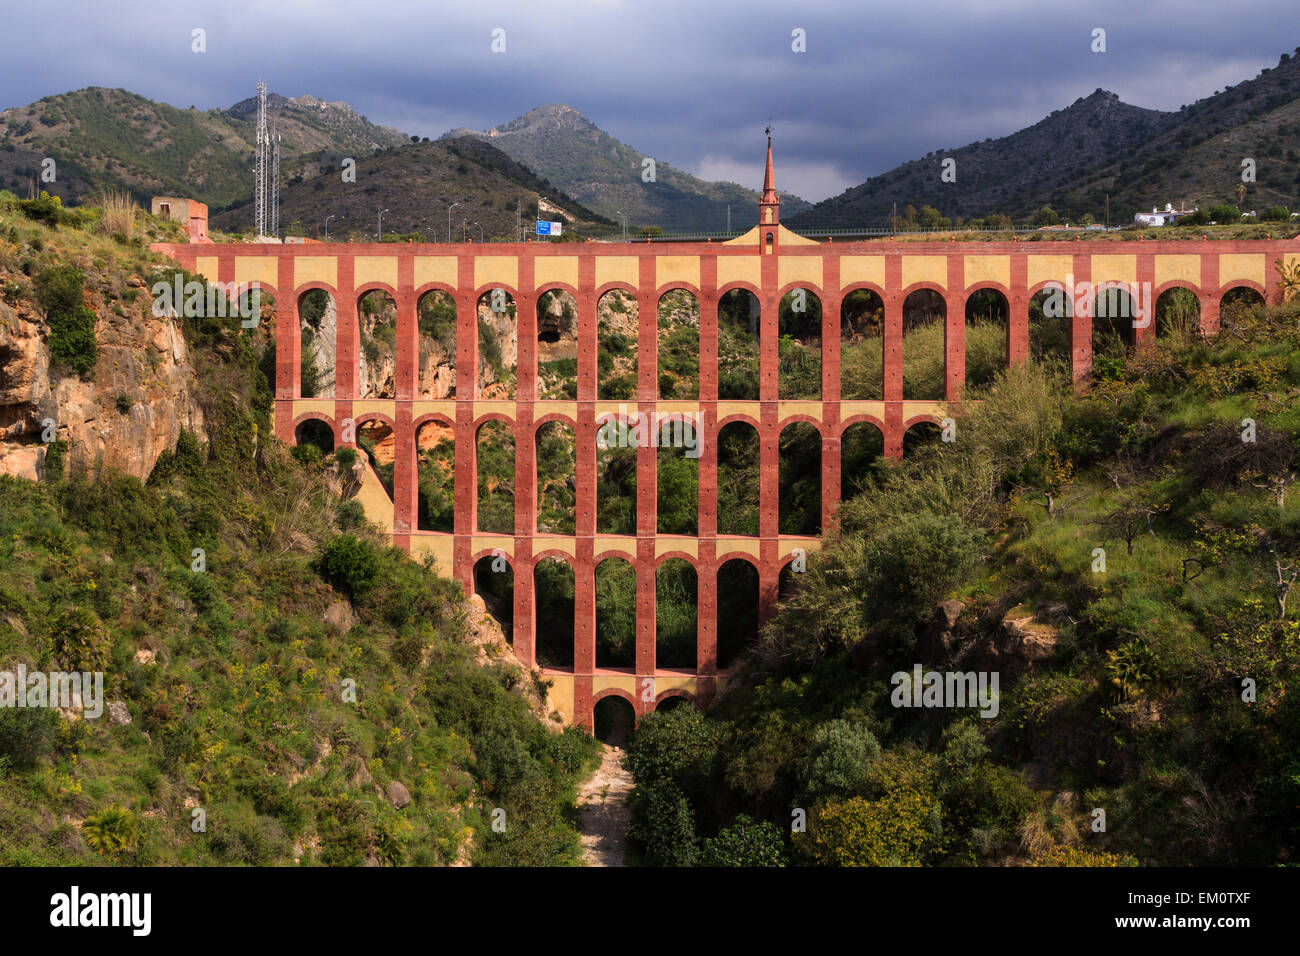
(3, 0, 1295, 200)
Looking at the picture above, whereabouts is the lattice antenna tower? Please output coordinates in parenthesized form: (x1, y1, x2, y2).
(254, 81, 268, 237)
(270, 126, 281, 238)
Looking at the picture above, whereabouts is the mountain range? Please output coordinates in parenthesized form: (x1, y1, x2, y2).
(789, 48, 1300, 228)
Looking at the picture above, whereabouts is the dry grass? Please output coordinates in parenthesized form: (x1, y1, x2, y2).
(94, 189, 138, 243)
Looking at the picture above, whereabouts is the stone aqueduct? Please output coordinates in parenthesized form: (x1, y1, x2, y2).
(156, 187, 1299, 729)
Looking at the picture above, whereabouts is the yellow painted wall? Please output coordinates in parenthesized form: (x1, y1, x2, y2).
(408, 535, 455, 577)
(964, 255, 1010, 289)
(1091, 254, 1136, 286)
(474, 400, 518, 421)
(414, 257, 458, 289)
(195, 257, 220, 284)
(715, 538, 761, 559)
(716, 401, 762, 422)
(354, 256, 399, 290)
(291, 399, 337, 420)
(235, 256, 279, 289)
(778, 256, 823, 290)
(1219, 253, 1265, 287)
(838, 255, 886, 290)
(655, 538, 699, 559)
(474, 256, 519, 290)
(716, 256, 761, 290)
(657, 256, 701, 289)
(595, 257, 639, 289)
(1154, 255, 1201, 288)
(1026, 255, 1074, 290)
(902, 255, 948, 289)
(545, 675, 575, 725)
(534, 257, 580, 289)
(295, 257, 338, 290)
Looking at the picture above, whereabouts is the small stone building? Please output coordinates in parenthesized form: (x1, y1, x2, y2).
(150, 197, 209, 243)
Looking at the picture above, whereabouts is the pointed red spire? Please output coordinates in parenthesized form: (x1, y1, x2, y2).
(759, 126, 779, 226)
(760, 128, 777, 204)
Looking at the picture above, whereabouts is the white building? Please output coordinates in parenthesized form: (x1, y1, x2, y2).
(1133, 202, 1196, 227)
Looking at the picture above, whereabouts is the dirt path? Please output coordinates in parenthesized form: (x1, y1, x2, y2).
(576, 744, 633, 867)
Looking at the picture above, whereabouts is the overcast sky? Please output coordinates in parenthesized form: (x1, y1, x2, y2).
(4, 1, 1296, 201)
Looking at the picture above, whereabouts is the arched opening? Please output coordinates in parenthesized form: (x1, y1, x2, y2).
(537, 289, 578, 399)
(415, 418, 456, 533)
(596, 416, 637, 534)
(358, 290, 397, 399)
(717, 559, 759, 669)
(656, 695, 690, 714)
(295, 418, 334, 454)
(778, 561, 801, 604)
(473, 554, 514, 645)
(355, 419, 393, 503)
(1092, 285, 1136, 365)
(534, 556, 575, 669)
(1155, 288, 1201, 343)
(475, 420, 515, 534)
(658, 289, 700, 399)
(903, 420, 943, 457)
(717, 288, 761, 399)
(417, 290, 457, 399)
(656, 558, 697, 669)
(298, 289, 336, 399)
(593, 695, 635, 745)
(840, 421, 884, 501)
(840, 289, 884, 400)
(536, 420, 576, 535)
(1029, 285, 1072, 372)
(476, 288, 517, 399)
(597, 290, 638, 400)
(779, 287, 822, 399)
(595, 557, 636, 669)
(779, 422, 822, 536)
(1220, 286, 1265, 330)
(964, 288, 1009, 391)
(902, 289, 946, 400)
(717, 421, 760, 535)
(657, 415, 699, 536)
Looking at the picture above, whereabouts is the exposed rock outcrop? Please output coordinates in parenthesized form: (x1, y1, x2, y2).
(0, 275, 205, 482)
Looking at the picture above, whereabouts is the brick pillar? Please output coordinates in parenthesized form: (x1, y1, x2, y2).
(697, 540, 717, 675)
(1201, 252, 1220, 335)
(577, 284, 597, 402)
(1135, 254, 1156, 347)
(393, 404, 416, 536)
(453, 401, 476, 596)
(275, 256, 297, 440)
(759, 293, 780, 401)
(1008, 256, 1029, 366)
(636, 536, 656, 687)
(335, 261, 357, 400)
(946, 257, 966, 402)
(698, 404, 718, 538)
(513, 539, 535, 667)
(515, 408, 536, 536)
(1071, 253, 1092, 382)
(574, 539, 595, 677)
(821, 274, 842, 404)
(517, 293, 537, 403)
(700, 258, 719, 402)
(884, 257, 904, 402)
(759, 403, 780, 538)
(822, 408, 841, 534)
(758, 538, 780, 627)
(573, 677, 594, 732)
(576, 410, 598, 537)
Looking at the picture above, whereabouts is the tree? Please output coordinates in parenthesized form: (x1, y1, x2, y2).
(1033, 205, 1060, 227)
(698, 815, 787, 866)
(798, 719, 882, 803)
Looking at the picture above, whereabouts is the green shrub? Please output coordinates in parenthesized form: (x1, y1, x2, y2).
(698, 815, 787, 866)
(82, 805, 140, 856)
(0, 708, 59, 771)
(318, 534, 380, 600)
(335, 447, 357, 471)
(799, 719, 883, 804)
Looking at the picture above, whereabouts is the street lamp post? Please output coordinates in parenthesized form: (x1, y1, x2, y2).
(377, 208, 389, 241)
(324, 215, 335, 240)
(470, 222, 484, 244)
(448, 202, 460, 243)
(616, 209, 627, 241)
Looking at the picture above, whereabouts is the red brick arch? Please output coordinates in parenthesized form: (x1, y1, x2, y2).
(153, 227, 1300, 730)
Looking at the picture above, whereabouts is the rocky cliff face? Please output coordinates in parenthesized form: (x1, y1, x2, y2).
(0, 274, 205, 482)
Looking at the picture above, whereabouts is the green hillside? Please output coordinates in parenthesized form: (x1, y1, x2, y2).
(0, 88, 409, 209)
(444, 104, 812, 232)
(0, 193, 598, 866)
